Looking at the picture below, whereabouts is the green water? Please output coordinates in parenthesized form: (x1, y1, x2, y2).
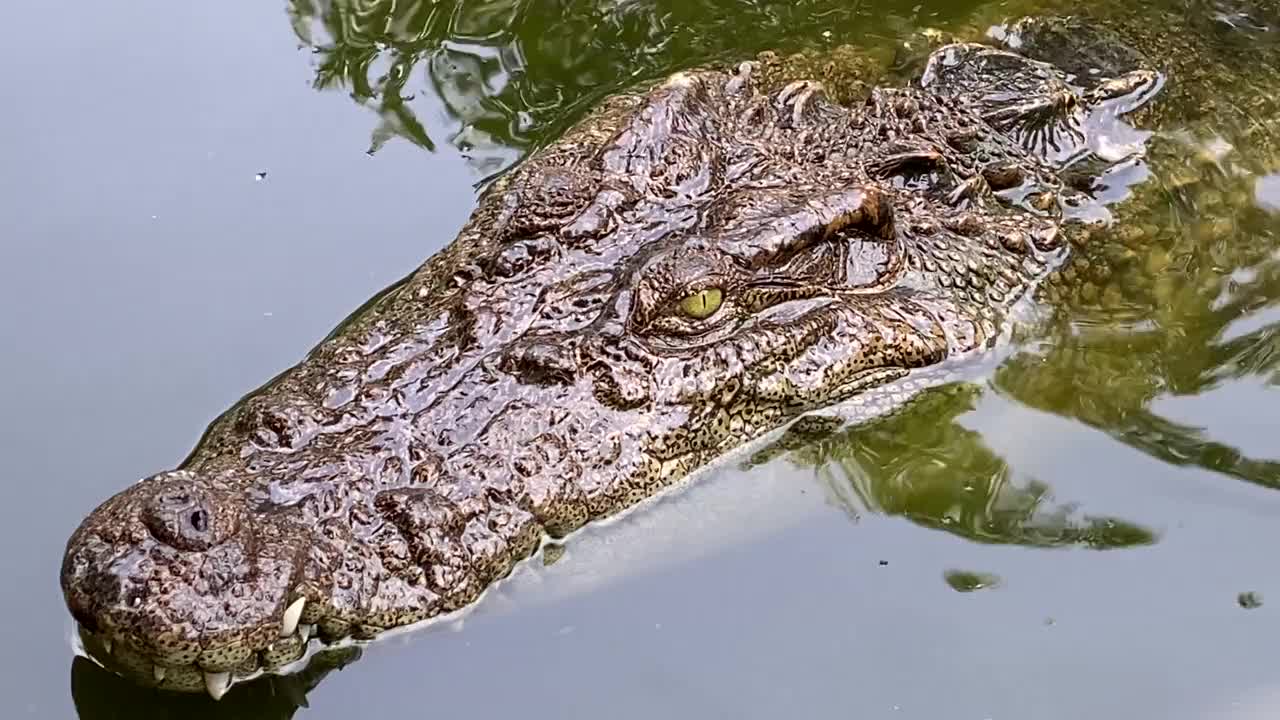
(3, 0, 1279, 718)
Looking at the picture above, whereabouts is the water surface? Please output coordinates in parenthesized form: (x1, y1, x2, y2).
(4, 1, 1280, 718)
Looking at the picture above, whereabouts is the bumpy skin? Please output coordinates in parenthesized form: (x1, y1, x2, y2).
(61, 30, 1160, 695)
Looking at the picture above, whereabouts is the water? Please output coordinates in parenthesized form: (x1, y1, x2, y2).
(3, 0, 1280, 718)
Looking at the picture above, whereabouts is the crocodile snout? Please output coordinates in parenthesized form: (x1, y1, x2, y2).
(61, 468, 314, 698)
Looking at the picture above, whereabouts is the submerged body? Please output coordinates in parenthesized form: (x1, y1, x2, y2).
(62, 18, 1173, 697)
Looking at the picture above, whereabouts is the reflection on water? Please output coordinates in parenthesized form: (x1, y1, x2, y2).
(761, 383, 1160, 549)
(997, 154, 1280, 490)
(285, 0, 983, 173)
(70, 648, 361, 720)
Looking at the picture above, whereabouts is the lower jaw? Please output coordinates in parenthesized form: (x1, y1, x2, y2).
(75, 624, 317, 699)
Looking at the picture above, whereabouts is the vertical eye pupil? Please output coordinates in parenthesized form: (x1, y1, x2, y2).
(678, 288, 724, 319)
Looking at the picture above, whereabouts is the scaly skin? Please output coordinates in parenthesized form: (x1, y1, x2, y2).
(62, 28, 1163, 697)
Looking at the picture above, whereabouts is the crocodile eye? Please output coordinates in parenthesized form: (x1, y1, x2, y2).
(678, 288, 723, 319)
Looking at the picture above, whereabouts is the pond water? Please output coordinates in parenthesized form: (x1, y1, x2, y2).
(4, 0, 1280, 718)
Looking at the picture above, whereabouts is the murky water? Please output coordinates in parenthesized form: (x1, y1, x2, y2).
(4, 0, 1280, 718)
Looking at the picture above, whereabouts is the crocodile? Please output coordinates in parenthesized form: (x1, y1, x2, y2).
(62, 16, 1189, 699)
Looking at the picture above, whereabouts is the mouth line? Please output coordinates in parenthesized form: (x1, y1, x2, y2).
(76, 626, 318, 700)
(799, 365, 912, 410)
(76, 593, 318, 700)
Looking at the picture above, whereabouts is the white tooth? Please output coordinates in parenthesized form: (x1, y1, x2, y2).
(280, 597, 306, 638)
(153, 666, 166, 683)
(101, 638, 112, 654)
(298, 623, 314, 644)
(204, 671, 231, 701)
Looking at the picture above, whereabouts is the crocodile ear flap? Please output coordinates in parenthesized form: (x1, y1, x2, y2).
(921, 43, 1090, 166)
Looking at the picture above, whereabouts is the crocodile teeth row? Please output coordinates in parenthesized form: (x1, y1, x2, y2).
(84, 602, 318, 701)
(280, 596, 306, 638)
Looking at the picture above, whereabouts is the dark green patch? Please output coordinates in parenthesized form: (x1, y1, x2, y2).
(943, 569, 1003, 592)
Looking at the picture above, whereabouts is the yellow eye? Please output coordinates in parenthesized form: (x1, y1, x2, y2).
(678, 288, 723, 319)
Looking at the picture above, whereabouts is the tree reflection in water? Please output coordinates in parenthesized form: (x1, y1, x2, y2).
(284, 0, 977, 172)
(751, 382, 1160, 550)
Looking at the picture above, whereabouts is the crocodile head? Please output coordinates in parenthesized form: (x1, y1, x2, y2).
(61, 36, 1158, 698)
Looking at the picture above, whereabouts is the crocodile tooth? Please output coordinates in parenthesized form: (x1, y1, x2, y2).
(204, 671, 231, 701)
(280, 596, 306, 638)
(101, 638, 112, 655)
(298, 623, 314, 644)
(153, 666, 166, 683)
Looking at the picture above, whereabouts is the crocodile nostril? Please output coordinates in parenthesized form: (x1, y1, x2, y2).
(141, 472, 241, 552)
(188, 508, 209, 533)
